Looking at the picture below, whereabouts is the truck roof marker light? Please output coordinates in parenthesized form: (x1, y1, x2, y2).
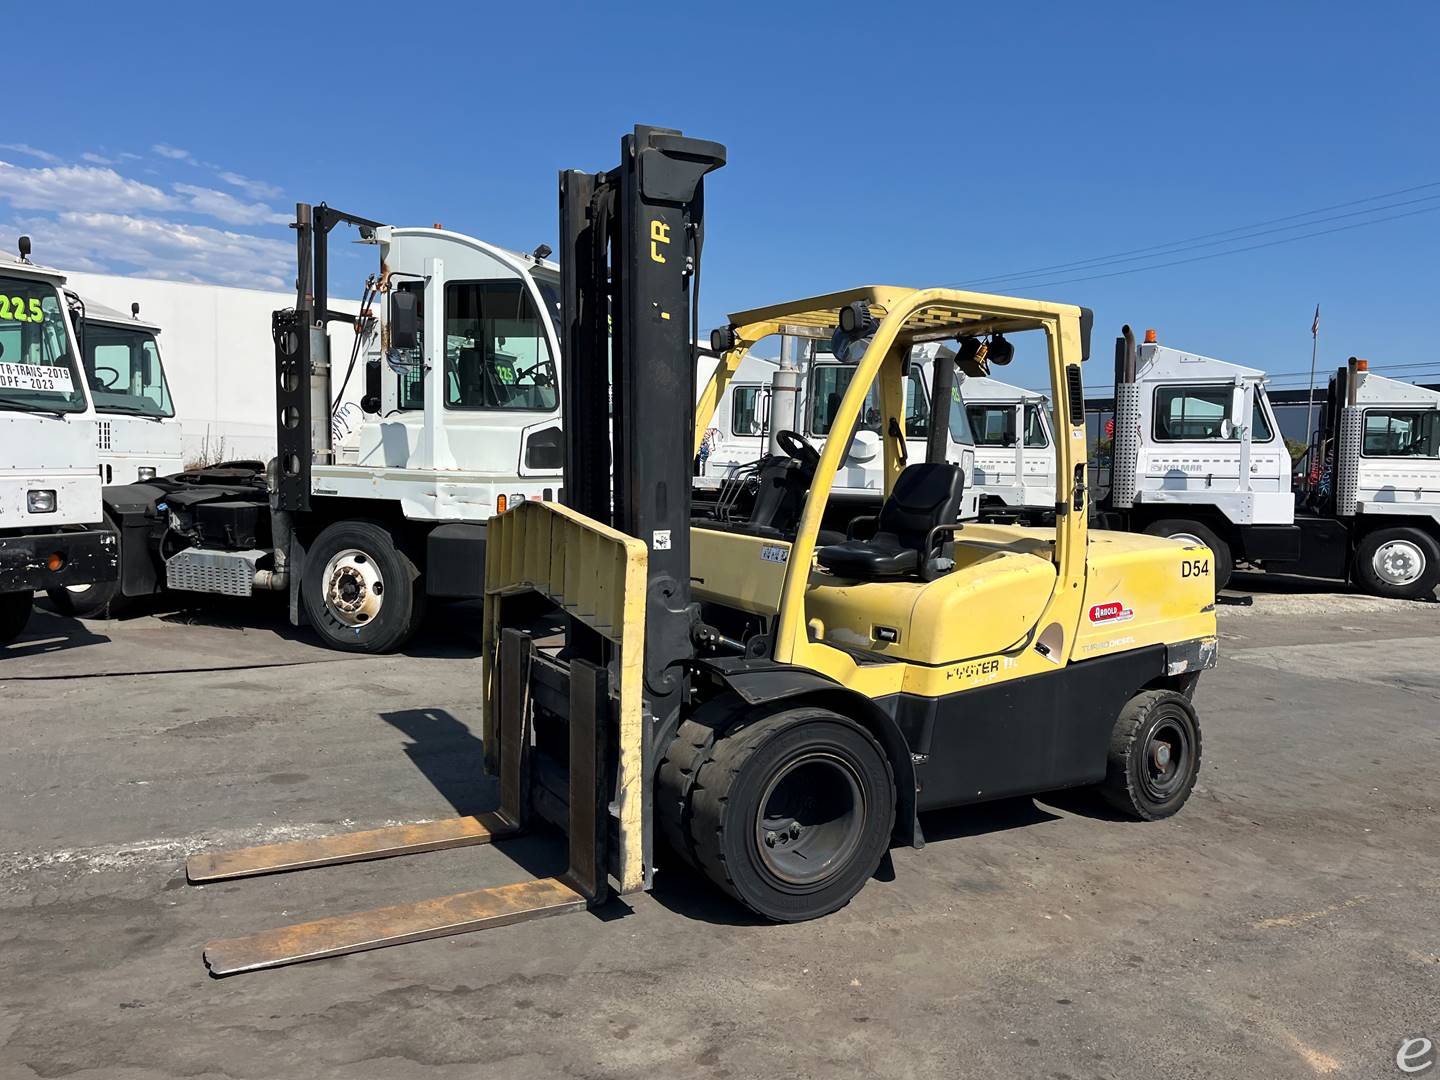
(1356, 359, 1369, 371)
(1144, 329, 1158, 344)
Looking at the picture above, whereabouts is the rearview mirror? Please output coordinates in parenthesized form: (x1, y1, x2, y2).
(1218, 418, 1235, 440)
(390, 290, 419, 351)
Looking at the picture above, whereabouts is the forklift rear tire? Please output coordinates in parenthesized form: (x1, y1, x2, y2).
(1352, 527, 1440, 600)
(302, 520, 425, 654)
(1143, 519, 1232, 592)
(683, 707, 895, 922)
(0, 591, 33, 645)
(1100, 690, 1202, 821)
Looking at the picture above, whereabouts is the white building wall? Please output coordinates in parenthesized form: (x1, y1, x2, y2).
(63, 272, 363, 465)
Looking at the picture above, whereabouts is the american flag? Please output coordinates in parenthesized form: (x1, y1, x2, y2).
(1311, 304, 1321, 338)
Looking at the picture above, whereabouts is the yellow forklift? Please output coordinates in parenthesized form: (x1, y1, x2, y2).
(187, 125, 1217, 973)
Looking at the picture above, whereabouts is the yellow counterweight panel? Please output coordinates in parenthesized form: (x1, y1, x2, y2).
(482, 500, 650, 893)
(1074, 530, 1218, 661)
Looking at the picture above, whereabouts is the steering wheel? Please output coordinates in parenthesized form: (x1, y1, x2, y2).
(776, 429, 821, 471)
(93, 366, 121, 388)
(514, 361, 554, 387)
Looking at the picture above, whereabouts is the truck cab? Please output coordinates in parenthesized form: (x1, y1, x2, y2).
(955, 372, 1058, 511)
(73, 297, 182, 484)
(0, 248, 118, 642)
(696, 342, 981, 523)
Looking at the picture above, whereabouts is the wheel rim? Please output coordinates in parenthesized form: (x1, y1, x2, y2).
(1140, 713, 1192, 803)
(322, 548, 385, 627)
(754, 751, 866, 888)
(1165, 530, 1205, 547)
(1371, 538, 1425, 586)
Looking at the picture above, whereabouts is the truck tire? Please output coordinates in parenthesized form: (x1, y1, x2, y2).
(44, 515, 132, 620)
(0, 591, 33, 645)
(301, 520, 425, 654)
(1143, 518, 1232, 591)
(46, 579, 127, 620)
(1100, 690, 1202, 821)
(1352, 527, 1440, 600)
(682, 707, 895, 922)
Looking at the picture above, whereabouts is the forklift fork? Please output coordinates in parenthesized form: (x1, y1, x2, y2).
(188, 631, 608, 975)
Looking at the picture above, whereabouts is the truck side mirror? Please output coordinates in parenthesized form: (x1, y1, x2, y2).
(362, 358, 382, 414)
(390, 290, 419, 351)
(1227, 384, 1247, 440)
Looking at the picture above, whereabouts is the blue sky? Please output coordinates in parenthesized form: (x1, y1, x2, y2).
(7, 1, 1438, 393)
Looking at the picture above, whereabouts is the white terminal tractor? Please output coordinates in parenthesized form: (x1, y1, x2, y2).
(0, 240, 119, 643)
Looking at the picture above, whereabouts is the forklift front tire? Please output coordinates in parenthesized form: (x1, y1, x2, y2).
(1101, 690, 1202, 821)
(301, 520, 425, 654)
(684, 707, 895, 922)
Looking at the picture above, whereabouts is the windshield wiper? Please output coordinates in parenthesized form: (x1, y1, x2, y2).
(98, 404, 164, 419)
(0, 396, 69, 420)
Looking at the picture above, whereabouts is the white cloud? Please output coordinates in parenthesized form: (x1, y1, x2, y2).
(0, 162, 174, 215)
(218, 170, 281, 200)
(152, 143, 193, 162)
(172, 182, 289, 227)
(42, 211, 292, 289)
(0, 143, 61, 164)
(81, 152, 115, 165)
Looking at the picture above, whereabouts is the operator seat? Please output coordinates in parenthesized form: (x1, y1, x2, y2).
(816, 462, 966, 579)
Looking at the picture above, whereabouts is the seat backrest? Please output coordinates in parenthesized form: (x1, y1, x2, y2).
(876, 462, 965, 549)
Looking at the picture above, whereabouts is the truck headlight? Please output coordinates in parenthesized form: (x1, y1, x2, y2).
(27, 489, 57, 513)
(137, 467, 157, 481)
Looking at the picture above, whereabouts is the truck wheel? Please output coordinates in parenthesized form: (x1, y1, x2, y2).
(0, 591, 33, 645)
(46, 579, 127, 620)
(302, 520, 425, 654)
(1353, 527, 1440, 600)
(1143, 518, 1232, 591)
(1101, 690, 1202, 821)
(683, 707, 895, 922)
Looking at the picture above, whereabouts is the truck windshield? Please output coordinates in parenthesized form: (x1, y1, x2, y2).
(82, 322, 175, 417)
(0, 275, 87, 413)
(809, 364, 932, 438)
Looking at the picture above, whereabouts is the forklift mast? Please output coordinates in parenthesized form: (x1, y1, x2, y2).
(558, 126, 726, 728)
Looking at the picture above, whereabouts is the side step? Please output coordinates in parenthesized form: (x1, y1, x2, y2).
(191, 632, 611, 975)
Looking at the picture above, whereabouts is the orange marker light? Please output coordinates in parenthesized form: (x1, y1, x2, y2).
(1144, 328, 1158, 344)
(1356, 359, 1369, 371)
(496, 494, 507, 513)
(46, 552, 64, 571)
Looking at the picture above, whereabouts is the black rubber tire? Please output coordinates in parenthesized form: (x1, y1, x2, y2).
(43, 514, 134, 620)
(301, 519, 425, 654)
(46, 577, 127, 620)
(0, 591, 33, 645)
(682, 707, 895, 922)
(1101, 690, 1203, 821)
(1351, 527, 1440, 601)
(1143, 518, 1232, 592)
